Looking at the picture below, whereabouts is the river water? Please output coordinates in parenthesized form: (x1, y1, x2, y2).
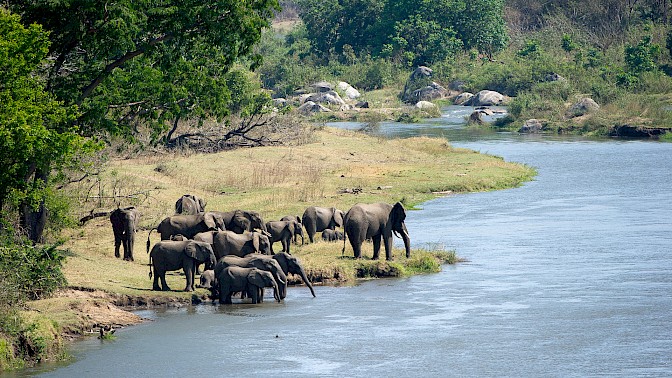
(24, 107, 672, 377)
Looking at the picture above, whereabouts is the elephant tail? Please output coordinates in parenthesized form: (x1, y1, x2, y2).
(148, 254, 153, 279)
(341, 230, 347, 256)
(146, 228, 155, 254)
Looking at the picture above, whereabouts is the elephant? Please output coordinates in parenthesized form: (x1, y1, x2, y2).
(265, 220, 301, 254)
(342, 202, 411, 261)
(211, 254, 288, 299)
(146, 212, 225, 252)
(210, 210, 267, 234)
(148, 240, 216, 292)
(174, 194, 206, 215)
(256, 252, 316, 297)
(302, 206, 345, 243)
(280, 215, 304, 244)
(212, 230, 272, 260)
(216, 266, 281, 304)
(110, 206, 140, 261)
(321, 229, 344, 242)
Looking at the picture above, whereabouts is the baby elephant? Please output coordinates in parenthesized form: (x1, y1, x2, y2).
(216, 266, 281, 304)
(321, 229, 344, 242)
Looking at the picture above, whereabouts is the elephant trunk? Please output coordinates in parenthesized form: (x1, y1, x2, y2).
(297, 266, 316, 297)
(271, 281, 281, 302)
(399, 223, 411, 258)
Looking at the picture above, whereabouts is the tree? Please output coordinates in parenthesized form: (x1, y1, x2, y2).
(6, 1, 280, 242)
(0, 9, 93, 241)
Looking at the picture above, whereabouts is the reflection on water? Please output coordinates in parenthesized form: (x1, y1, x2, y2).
(25, 107, 672, 377)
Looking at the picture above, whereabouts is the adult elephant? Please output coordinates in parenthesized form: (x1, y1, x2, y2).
(212, 254, 288, 299)
(175, 194, 206, 215)
(146, 212, 225, 252)
(109, 206, 140, 261)
(302, 206, 344, 243)
(216, 266, 281, 304)
(261, 252, 316, 297)
(343, 202, 411, 261)
(280, 215, 304, 244)
(211, 210, 267, 234)
(265, 220, 301, 254)
(212, 230, 271, 260)
(148, 240, 216, 292)
(321, 229, 344, 242)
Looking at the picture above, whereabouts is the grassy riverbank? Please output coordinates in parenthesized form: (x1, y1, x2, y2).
(5, 127, 534, 370)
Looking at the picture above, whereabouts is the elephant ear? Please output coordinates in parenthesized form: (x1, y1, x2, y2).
(203, 212, 217, 229)
(332, 208, 344, 227)
(185, 241, 212, 263)
(197, 197, 206, 212)
(391, 202, 407, 228)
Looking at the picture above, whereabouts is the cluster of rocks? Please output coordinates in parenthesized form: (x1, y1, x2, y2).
(274, 81, 369, 114)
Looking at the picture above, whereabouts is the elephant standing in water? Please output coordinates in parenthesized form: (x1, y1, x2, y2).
(343, 202, 411, 261)
(203, 254, 288, 299)
(110, 206, 140, 261)
(302, 206, 344, 243)
(148, 240, 216, 291)
(216, 266, 281, 304)
(174, 194, 206, 215)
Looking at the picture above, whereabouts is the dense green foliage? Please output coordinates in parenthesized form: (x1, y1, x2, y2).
(298, 0, 507, 65)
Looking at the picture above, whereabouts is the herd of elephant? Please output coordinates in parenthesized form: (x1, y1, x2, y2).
(109, 194, 411, 304)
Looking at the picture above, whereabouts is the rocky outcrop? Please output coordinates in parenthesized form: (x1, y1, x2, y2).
(415, 101, 437, 110)
(609, 125, 671, 138)
(305, 90, 346, 106)
(518, 119, 544, 133)
(454, 92, 473, 105)
(337, 81, 361, 99)
(401, 66, 448, 103)
(311, 81, 334, 93)
(567, 98, 599, 118)
(465, 90, 506, 106)
(298, 101, 331, 114)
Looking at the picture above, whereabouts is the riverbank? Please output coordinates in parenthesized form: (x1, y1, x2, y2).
(9, 127, 535, 370)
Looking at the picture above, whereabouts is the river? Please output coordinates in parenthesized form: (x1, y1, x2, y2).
(22, 106, 672, 377)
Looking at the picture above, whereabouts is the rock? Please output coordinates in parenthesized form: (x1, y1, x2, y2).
(410, 82, 449, 102)
(544, 72, 566, 82)
(475, 107, 495, 116)
(337, 81, 361, 99)
(466, 90, 505, 106)
(415, 101, 437, 110)
(305, 90, 346, 106)
(272, 98, 288, 107)
(454, 92, 474, 105)
(469, 111, 484, 124)
(298, 101, 331, 114)
(518, 119, 544, 133)
(609, 125, 671, 138)
(449, 80, 467, 91)
(401, 66, 435, 103)
(567, 98, 599, 118)
(355, 101, 369, 109)
(311, 81, 333, 93)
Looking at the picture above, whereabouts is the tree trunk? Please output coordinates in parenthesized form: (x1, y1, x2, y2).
(20, 168, 49, 243)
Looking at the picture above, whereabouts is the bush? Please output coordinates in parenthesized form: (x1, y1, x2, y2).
(0, 241, 67, 301)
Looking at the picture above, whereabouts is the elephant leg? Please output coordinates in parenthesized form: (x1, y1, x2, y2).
(372, 234, 382, 260)
(183, 265, 194, 292)
(282, 238, 290, 255)
(113, 231, 123, 258)
(152, 272, 161, 291)
(249, 286, 260, 304)
(384, 235, 394, 260)
(159, 272, 171, 291)
(123, 235, 134, 261)
(220, 283, 232, 304)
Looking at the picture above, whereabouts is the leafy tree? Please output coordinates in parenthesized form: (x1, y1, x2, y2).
(0, 9, 93, 241)
(5, 0, 280, 242)
(624, 35, 661, 74)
